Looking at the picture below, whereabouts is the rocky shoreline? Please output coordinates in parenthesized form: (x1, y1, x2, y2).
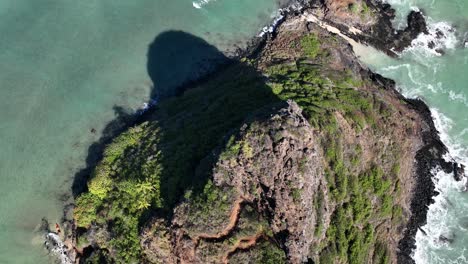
(46, 1, 463, 263)
(243, 3, 461, 261)
(268, 2, 463, 263)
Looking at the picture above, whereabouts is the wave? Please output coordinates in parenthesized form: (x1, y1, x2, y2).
(137, 98, 158, 115)
(258, 11, 285, 37)
(258, 1, 305, 37)
(448, 90, 468, 107)
(361, 2, 468, 263)
(192, 0, 215, 9)
(44, 233, 73, 264)
(383, 13, 468, 264)
(405, 19, 458, 57)
(413, 108, 468, 264)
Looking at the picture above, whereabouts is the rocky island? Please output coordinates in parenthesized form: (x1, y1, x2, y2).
(47, 0, 463, 263)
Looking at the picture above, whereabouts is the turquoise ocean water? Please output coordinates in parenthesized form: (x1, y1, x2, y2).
(356, 0, 468, 263)
(0, 1, 286, 263)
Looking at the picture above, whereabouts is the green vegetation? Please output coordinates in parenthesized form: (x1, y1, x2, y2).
(373, 242, 391, 264)
(256, 241, 287, 264)
(74, 33, 401, 263)
(74, 63, 280, 262)
(109, 215, 141, 261)
(362, 2, 370, 15)
(317, 164, 395, 262)
(265, 59, 398, 263)
(82, 249, 111, 264)
(74, 192, 100, 228)
(301, 34, 321, 58)
(348, 2, 371, 16)
(348, 3, 359, 14)
(220, 135, 242, 160)
(266, 63, 373, 130)
(183, 180, 234, 233)
(292, 188, 301, 202)
(321, 205, 377, 263)
(392, 163, 401, 176)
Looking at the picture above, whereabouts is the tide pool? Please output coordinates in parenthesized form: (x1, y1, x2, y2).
(0, 1, 286, 263)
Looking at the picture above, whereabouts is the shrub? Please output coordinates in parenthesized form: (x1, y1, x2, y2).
(74, 193, 100, 227)
(242, 141, 254, 158)
(301, 34, 321, 59)
(257, 241, 287, 264)
(88, 169, 113, 200)
(373, 242, 390, 264)
(109, 215, 141, 263)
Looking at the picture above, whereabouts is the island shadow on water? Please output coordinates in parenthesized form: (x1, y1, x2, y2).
(66, 30, 287, 257)
(70, 30, 233, 198)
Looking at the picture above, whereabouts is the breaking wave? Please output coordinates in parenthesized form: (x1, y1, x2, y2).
(258, 1, 305, 37)
(44, 233, 73, 264)
(192, 0, 216, 9)
(406, 19, 459, 57)
(413, 109, 468, 264)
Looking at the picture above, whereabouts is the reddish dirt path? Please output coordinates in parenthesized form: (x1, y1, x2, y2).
(188, 197, 268, 263)
(196, 198, 245, 240)
(190, 198, 245, 258)
(222, 233, 265, 264)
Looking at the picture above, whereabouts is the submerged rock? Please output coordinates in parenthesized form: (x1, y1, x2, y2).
(438, 233, 455, 245)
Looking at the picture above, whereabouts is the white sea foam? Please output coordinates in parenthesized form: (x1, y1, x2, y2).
(405, 20, 458, 57)
(413, 108, 468, 264)
(192, 0, 215, 9)
(137, 98, 158, 115)
(44, 233, 73, 264)
(448, 90, 468, 107)
(464, 32, 468, 48)
(367, 2, 468, 263)
(431, 109, 468, 165)
(259, 11, 285, 37)
(258, 1, 305, 37)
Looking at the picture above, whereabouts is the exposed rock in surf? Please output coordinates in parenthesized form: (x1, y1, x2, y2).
(309, 0, 430, 56)
(44, 233, 73, 264)
(435, 48, 445, 55)
(438, 234, 454, 245)
(435, 29, 445, 39)
(418, 227, 428, 236)
(453, 162, 466, 181)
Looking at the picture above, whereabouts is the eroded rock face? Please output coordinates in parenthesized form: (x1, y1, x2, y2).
(213, 100, 330, 263)
(146, 101, 330, 264)
(140, 219, 174, 264)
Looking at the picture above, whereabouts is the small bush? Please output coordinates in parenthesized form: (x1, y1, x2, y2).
(256, 241, 287, 264)
(301, 34, 321, 59)
(109, 216, 141, 263)
(74, 193, 100, 228)
(348, 3, 359, 13)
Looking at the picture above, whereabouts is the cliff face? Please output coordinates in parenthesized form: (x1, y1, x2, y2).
(67, 2, 449, 264)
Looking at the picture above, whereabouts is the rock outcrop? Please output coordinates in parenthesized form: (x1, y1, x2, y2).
(212, 101, 328, 263)
(312, 0, 429, 56)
